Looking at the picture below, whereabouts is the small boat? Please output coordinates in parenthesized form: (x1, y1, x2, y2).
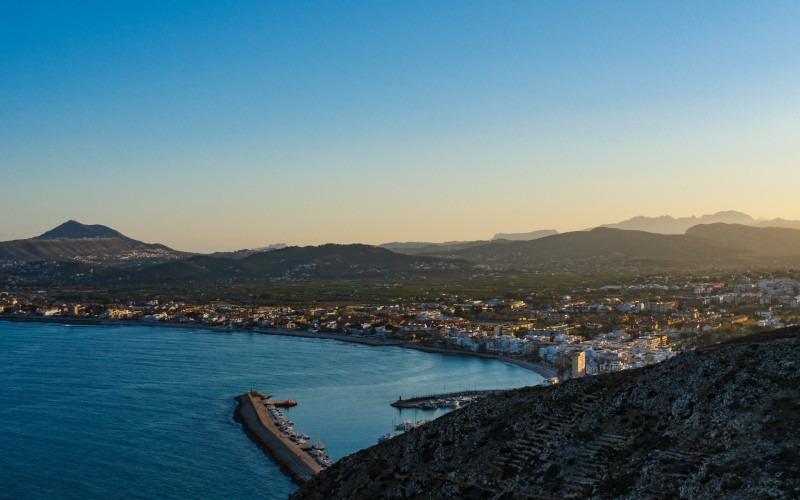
(395, 419, 413, 431)
(378, 433, 394, 443)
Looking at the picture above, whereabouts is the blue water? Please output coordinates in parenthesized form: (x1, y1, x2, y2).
(0, 321, 541, 499)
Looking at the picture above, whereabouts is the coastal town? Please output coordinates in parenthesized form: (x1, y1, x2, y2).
(3, 273, 797, 381)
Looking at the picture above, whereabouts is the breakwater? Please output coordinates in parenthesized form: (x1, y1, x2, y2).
(234, 391, 323, 483)
(390, 389, 502, 409)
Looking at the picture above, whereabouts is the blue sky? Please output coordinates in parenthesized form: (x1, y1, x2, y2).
(2, 1, 799, 251)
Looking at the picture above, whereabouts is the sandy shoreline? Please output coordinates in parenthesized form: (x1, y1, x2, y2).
(0, 314, 555, 379)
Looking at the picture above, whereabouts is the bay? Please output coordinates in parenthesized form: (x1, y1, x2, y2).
(0, 321, 541, 499)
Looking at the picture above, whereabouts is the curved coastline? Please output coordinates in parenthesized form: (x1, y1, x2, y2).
(0, 314, 555, 379)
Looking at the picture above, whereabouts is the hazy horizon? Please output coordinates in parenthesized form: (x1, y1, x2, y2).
(1, 209, 795, 254)
(3, 2, 800, 252)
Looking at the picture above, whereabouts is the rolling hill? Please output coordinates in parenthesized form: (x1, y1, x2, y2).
(132, 243, 475, 283)
(491, 229, 559, 241)
(686, 223, 800, 256)
(379, 240, 504, 256)
(440, 227, 747, 271)
(408, 224, 800, 272)
(383, 212, 800, 263)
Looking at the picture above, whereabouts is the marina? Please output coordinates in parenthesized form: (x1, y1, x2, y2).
(234, 391, 330, 483)
(377, 391, 495, 443)
(390, 389, 501, 409)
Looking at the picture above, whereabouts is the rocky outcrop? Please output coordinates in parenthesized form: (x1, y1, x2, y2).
(293, 327, 800, 499)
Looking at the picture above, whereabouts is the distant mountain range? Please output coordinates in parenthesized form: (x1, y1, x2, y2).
(0, 221, 475, 283)
(392, 223, 800, 272)
(5, 217, 800, 282)
(595, 210, 800, 234)
(479, 211, 800, 242)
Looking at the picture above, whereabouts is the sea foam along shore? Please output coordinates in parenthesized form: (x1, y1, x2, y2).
(0, 314, 555, 379)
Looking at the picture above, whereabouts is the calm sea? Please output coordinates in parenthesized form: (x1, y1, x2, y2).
(0, 321, 541, 499)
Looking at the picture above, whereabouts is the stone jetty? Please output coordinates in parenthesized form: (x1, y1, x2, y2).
(234, 391, 323, 483)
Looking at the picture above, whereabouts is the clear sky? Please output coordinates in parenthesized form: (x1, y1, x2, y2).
(2, 1, 799, 252)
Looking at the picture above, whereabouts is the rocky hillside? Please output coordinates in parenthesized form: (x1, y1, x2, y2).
(293, 328, 800, 499)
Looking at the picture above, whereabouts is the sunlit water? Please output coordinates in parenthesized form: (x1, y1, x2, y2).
(0, 321, 541, 499)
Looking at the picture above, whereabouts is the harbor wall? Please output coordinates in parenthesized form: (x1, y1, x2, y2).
(234, 392, 321, 484)
(390, 389, 502, 408)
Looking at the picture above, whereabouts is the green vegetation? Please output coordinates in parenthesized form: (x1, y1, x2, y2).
(39, 271, 660, 306)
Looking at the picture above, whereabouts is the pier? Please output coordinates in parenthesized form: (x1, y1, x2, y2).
(234, 391, 323, 483)
(390, 389, 502, 409)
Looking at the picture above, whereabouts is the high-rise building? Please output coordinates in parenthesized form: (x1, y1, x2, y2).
(571, 351, 586, 378)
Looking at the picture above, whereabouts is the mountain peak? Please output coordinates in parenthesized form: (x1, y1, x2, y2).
(35, 220, 126, 240)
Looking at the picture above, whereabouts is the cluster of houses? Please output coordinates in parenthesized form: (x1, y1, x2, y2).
(441, 327, 674, 379)
(2, 275, 798, 380)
